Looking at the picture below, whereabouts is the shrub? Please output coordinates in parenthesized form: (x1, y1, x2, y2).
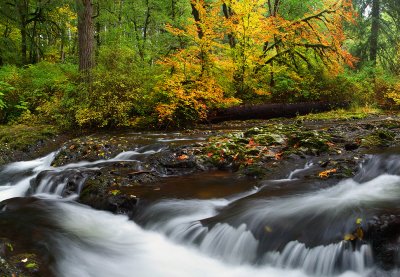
(269, 66, 376, 105)
(74, 46, 155, 128)
(0, 62, 78, 124)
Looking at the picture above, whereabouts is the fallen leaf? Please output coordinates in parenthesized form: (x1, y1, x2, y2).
(356, 227, 364, 240)
(318, 168, 337, 178)
(326, 142, 335, 147)
(21, 258, 28, 263)
(25, 263, 37, 269)
(274, 152, 283, 160)
(265, 226, 273, 233)
(247, 138, 258, 147)
(344, 234, 356, 241)
(245, 158, 254, 165)
(177, 154, 189, 160)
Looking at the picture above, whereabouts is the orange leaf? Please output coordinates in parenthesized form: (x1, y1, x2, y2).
(248, 138, 257, 147)
(177, 154, 189, 160)
(274, 152, 283, 160)
(326, 142, 335, 147)
(318, 168, 337, 178)
(245, 158, 254, 165)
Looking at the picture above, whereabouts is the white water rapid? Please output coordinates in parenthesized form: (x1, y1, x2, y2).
(0, 149, 399, 276)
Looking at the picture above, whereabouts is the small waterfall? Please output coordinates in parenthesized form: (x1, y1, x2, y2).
(28, 144, 165, 197)
(2, 148, 400, 276)
(48, 202, 313, 277)
(288, 161, 314, 179)
(34, 169, 89, 196)
(355, 154, 400, 182)
(113, 144, 165, 160)
(264, 241, 373, 276)
(199, 223, 258, 264)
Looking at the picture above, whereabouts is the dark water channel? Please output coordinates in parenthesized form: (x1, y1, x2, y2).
(0, 131, 400, 276)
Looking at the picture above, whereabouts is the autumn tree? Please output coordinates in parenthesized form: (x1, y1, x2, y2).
(220, 0, 356, 100)
(155, 0, 239, 126)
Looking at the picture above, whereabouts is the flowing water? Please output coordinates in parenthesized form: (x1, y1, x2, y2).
(0, 134, 400, 277)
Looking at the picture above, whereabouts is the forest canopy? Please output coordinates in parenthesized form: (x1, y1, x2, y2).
(0, 0, 399, 128)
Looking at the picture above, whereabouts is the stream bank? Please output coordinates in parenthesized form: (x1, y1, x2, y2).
(1, 113, 400, 275)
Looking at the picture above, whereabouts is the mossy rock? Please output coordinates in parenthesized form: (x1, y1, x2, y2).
(287, 130, 331, 153)
(253, 133, 286, 145)
(361, 129, 395, 148)
(238, 164, 268, 178)
(52, 136, 133, 166)
(8, 253, 40, 275)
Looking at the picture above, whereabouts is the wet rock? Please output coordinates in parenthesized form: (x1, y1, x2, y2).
(78, 165, 157, 216)
(52, 136, 137, 166)
(30, 169, 97, 196)
(365, 214, 400, 269)
(8, 253, 41, 275)
(0, 198, 57, 276)
(0, 238, 13, 257)
(148, 149, 203, 176)
(345, 142, 360, 151)
(361, 129, 396, 148)
(105, 194, 139, 214)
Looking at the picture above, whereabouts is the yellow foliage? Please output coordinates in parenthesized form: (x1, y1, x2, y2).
(384, 82, 400, 105)
(49, 5, 77, 32)
(156, 0, 356, 125)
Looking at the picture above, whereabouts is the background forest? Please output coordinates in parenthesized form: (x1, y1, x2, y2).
(0, 0, 399, 129)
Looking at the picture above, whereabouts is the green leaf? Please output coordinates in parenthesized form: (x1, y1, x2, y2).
(25, 262, 37, 269)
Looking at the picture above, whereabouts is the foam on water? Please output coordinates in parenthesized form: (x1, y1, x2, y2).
(50, 202, 370, 277)
(1, 152, 399, 276)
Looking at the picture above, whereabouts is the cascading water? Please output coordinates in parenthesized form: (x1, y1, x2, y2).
(0, 139, 400, 276)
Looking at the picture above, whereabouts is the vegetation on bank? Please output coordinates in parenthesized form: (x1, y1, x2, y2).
(0, 0, 399, 129)
(0, 124, 58, 151)
(296, 106, 383, 121)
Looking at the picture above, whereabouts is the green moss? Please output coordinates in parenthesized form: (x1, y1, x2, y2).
(296, 107, 382, 121)
(238, 164, 268, 178)
(361, 129, 395, 147)
(202, 122, 332, 170)
(0, 124, 58, 151)
(287, 130, 331, 153)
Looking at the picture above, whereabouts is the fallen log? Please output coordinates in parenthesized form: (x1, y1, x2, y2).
(208, 102, 350, 123)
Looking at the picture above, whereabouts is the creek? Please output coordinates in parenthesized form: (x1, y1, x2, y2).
(0, 132, 400, 277)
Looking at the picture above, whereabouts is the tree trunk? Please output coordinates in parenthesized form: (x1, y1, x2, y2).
(191, 1, 203, 39)
(17, 0, 29, 65)
(20, 26, 27, 65)
(370, 0, 380, 66)
(171, 0, 176, 20)
(222, 3, 236, 48)
(76, 0, 95, 73)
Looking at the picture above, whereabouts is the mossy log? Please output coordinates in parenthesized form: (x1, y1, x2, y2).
(208, 102, 350, 123)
